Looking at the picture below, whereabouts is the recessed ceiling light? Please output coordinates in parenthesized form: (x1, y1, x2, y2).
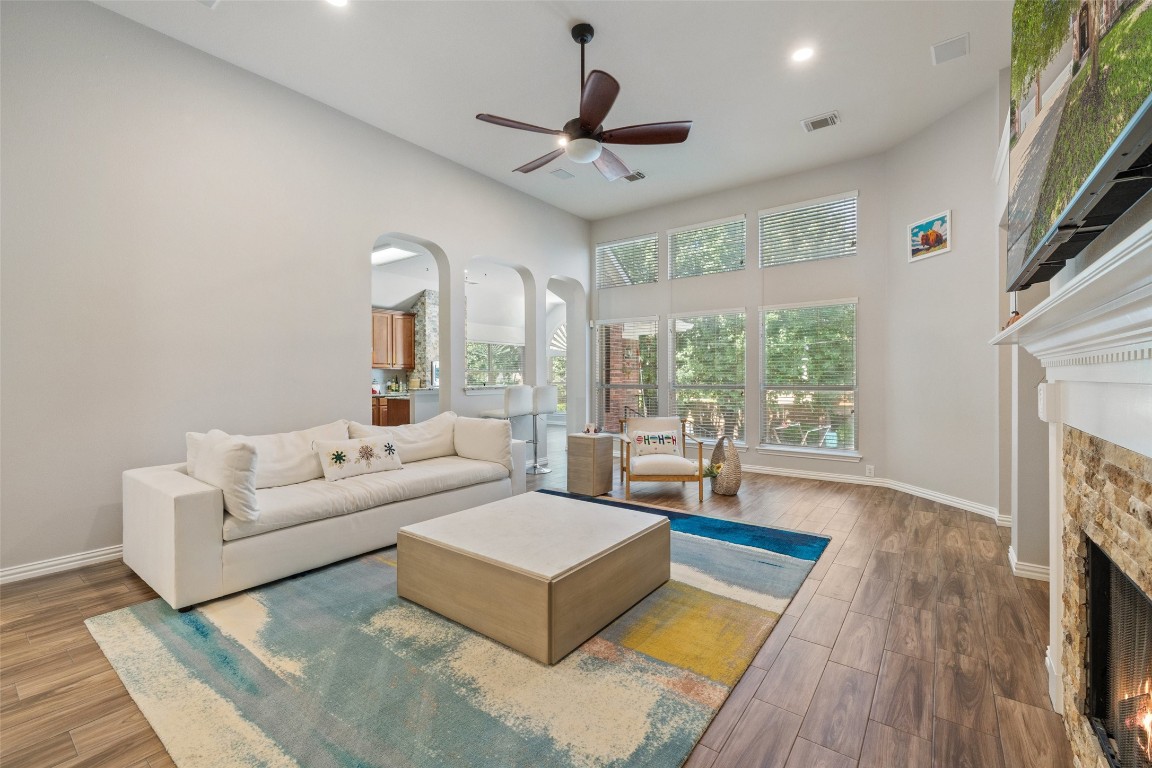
(325, 0, 348, 7)
(371, 246, 418, 265)
(791, 47, 814, 62)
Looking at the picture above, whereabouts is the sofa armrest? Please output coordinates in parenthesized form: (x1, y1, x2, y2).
(510, 439, 527, 495)
(122, 465, 225, 609)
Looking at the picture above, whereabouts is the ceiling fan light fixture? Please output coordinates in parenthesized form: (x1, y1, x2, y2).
(565, 137, 602, 163)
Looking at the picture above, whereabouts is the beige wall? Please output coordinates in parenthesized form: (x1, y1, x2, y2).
(0, 1, 590, 570)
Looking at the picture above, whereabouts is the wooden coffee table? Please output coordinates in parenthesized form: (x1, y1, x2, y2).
(396, 493, 670, 664)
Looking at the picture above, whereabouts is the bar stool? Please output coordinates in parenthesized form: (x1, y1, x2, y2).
(479, 384, 533, 422)
(529, 385, 558, 475)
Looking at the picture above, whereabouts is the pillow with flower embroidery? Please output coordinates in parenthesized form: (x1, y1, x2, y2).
(313, 436, 402, 481)
(632, 430, 679, 456)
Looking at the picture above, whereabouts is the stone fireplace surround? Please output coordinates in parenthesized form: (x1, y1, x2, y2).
(994, 217, 1152, 768)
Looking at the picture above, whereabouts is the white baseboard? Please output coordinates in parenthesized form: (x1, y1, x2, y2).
(0, 545, 122, 585)
(1009, 545, 1051, 582)
(741, 464, 1000, 522)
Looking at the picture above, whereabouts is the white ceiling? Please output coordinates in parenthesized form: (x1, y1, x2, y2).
(96, 0, 1011, 221)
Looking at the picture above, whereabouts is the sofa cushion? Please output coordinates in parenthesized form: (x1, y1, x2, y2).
(186, 421, 349, 489)
(629, 454, 699, 476)
(314, 436, 402, 481)
(193, 429, 261, 521)
(349, 411, 457, 463)
(223, 455, 508, 540)
(453, 416, 513, 472)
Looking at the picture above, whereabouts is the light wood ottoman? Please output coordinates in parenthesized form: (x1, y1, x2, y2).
(396, 493, 670, 664)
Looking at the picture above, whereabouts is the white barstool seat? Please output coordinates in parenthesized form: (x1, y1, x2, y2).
(479, 384, 533, 420)
(528, 385, 558, 474)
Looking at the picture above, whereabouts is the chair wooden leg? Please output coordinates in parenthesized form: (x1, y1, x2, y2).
(625, 473, 631, 500)
(698, 478, 703, 502)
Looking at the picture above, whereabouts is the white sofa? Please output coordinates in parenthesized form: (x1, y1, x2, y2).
(122, 412, 526, 609)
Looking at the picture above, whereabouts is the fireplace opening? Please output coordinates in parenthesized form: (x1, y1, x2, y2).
(1086, 540, 1152, 768)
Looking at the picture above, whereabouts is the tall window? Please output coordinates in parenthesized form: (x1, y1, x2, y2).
(669, 216, 746, 279)
(548, 324, 567, 414)
(595, 319, 658, 429)
(465, 342, 523, 386)
(596, 234, 658, 289)
(671, 312, 746, 441)
(761, 302, 857, 451)
(760, 191, 858, 267)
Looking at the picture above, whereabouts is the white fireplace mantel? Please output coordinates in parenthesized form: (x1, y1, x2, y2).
(992, 216, 1152, 720)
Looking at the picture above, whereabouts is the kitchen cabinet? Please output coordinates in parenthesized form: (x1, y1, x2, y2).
(371, 310, 415, 369)
(371, 397, 411, 427)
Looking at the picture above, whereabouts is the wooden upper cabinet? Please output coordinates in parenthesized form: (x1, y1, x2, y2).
(393, 313, 415, 370)
(372, 309, 416, 369)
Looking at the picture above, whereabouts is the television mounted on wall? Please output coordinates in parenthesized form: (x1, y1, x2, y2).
(1007, 0, 1152, 292)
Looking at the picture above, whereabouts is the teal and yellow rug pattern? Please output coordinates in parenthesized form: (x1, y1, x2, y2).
(87, 492, 828, 768)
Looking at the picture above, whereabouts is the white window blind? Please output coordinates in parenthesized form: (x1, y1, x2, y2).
(761, 302, 857, 451)
(465, 342, 524, 387)
(595, 319, 659, 429)
(669, 216, 746, 279)
(671, 312, 746, 442)
(759, 193, 858, 267)
(596, 234, 658, 289)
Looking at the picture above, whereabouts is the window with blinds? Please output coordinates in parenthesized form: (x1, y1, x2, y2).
(596, 234, 659, 289)
(669, 216, 746, 279)
(761, 302, 857, 451)
(595, 319, 659, 429)
(465, 342, 524, 387)
(671, 312, 746, 442)
(759, 192, 858, 267)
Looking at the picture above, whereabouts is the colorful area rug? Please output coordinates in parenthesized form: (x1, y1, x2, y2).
(87, 492, 828, 768)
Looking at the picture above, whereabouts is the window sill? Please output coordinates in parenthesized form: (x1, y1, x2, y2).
(756, 445, 862, 462)
(463, 386, 508, 396)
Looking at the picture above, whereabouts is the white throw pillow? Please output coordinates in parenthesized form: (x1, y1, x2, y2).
(313, 436, 402, 481)
(186, 431, 207, 476)
(192, 429, 260, 521)
(349, 411, 458, 463)
(247, 420, 349, 488)
(453, 416, 513, 472)
(632, 430, 680, 456)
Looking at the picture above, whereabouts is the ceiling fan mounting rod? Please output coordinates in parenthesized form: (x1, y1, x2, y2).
(571, 23, 594, 90)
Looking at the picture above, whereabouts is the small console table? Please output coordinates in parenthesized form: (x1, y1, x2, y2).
(567, 432, 615, 496)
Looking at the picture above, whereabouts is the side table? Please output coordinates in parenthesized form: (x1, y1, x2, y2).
(567, 433, 615, 496)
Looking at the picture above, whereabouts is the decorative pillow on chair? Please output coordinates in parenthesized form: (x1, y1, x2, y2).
(632, 430, 679, 456)
(313, 436, 402, 481)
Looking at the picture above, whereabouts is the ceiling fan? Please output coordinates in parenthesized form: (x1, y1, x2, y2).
(476, 23, 692, 181)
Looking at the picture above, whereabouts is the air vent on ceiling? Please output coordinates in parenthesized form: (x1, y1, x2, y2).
(802, 112, 840, 133)
(195, 0, 220, 7)
(550, 168, 575, 180)
(931, 33, 970, 65)
(623, 170, 646, 183)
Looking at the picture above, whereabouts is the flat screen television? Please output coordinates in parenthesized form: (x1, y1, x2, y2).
(1007, 0, 1152, 291)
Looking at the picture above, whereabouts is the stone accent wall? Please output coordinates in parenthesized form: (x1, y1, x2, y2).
(1061, 426, 1152, 768)
(412, 290, 438, 388)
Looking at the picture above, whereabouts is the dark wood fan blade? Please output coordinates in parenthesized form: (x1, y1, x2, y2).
(579, 70, 620, 131)
(514, 149, 565, 174)
(477, 114, 563, 136)
(601, 121, 692, 145)
(593, 147, 631, 181)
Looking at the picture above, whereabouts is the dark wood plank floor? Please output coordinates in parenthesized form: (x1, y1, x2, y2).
(0, 426, 1073, 767)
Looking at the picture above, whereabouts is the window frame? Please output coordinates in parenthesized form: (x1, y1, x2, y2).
(758, 298, 861, 460)
(667, 214, 747, 280)
(758, 190, 859, 269)
(594, 316, 661, 430)
(463, 341, 525, 389)
(669, 308, 748, 445)
(595, 233, 659, 289)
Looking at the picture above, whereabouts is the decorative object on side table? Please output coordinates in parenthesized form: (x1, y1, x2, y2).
(708, 435, 742, 495)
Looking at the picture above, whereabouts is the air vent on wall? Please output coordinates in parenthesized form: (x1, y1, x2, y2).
(623, 170, 646, 182)
(802, 112, 840, 133)
(931, 33, 970, 65)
